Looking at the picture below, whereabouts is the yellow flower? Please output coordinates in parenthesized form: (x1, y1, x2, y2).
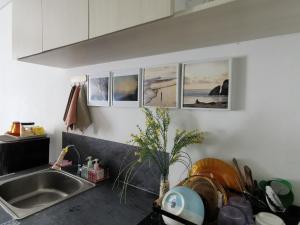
(156, 128, 160, 136)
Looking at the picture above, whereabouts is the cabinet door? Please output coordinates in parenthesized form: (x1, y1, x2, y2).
(12, 0, 43, 58)
(89, 0, 174, 38)
(0, 138, 49, 175)
(42, 0, 88, 51)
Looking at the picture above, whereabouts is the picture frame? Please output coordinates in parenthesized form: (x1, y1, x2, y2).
(181, 58, 232, 110)
(142, 63, 180, 108)
(87, 72, 111, 107)
(111, 68, 141, 107)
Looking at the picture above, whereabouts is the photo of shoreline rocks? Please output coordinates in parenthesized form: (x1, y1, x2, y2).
(182, 60, 230, 109)
(143, 65, 178, 107)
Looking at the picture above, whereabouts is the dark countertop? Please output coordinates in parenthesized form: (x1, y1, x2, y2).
(0, 168, 157, 225)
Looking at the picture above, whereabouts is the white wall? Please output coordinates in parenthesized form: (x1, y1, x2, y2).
(68, 34, 300, 205)
(1, 2, 300, 205)
(0, 4, 69, 158)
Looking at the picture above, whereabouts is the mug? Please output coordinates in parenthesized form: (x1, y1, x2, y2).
(259, 179, 294, 209)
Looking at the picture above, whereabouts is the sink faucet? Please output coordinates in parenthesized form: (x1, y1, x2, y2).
(51, 145, 81, 171)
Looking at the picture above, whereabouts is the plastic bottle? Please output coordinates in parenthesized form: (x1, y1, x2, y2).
(93, 159, 104, 181)
(81, 156, 92, 179)
(87, 156, 95, 182)
(87, 156, 93, 169)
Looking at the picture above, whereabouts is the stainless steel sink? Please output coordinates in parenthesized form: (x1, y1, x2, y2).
(0, 169, 95, 219)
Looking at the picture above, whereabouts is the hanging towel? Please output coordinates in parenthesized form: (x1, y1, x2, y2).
(76, 86, 92, 132)
(63, 85, 76, 122)
(65, 85, 80, 130)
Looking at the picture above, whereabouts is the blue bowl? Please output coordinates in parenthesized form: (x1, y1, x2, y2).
(162, 186, 205, 225)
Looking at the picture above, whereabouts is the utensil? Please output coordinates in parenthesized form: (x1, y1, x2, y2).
(232, 158, 246, 191)
(244, 165, 255, 193)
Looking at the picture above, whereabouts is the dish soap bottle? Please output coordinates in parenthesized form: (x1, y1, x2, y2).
(93, 159, 104, 181)
(81, 156, 92, 179)
(87, 156, 95, 182)
(87, 156, 93, 169)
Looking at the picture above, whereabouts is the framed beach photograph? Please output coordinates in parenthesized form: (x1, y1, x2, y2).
(112, 68, 141, 107)
(87, 72, 111, 106)
(142, 64, 180, 108)
(181, 58, 232, 110)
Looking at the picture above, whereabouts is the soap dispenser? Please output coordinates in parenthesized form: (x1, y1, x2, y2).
(87, 156, 93, 169)
(87, 156, 96, 182)
(81, 156, 92, 179)
(93, 159, 104, 181)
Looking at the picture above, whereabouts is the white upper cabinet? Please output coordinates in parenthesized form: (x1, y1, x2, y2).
(89, 0, 174, 38)
(13, 0, 43, 58)
(42, 0, 89, 51)
(13, 0, 173, 58)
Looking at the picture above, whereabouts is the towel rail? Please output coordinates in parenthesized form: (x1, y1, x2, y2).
(70, 75, 87, 85)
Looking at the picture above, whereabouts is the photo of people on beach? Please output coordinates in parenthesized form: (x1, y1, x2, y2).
(182, 59, 230, 109)
(143, 64, 179, 108)
(112, 69, 140, 107)
(88, 73, 110, 106)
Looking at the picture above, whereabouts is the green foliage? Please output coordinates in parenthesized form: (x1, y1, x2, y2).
(114, 107, 204, 202)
